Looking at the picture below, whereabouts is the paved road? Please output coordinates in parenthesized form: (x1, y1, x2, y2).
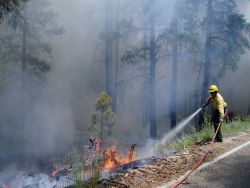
(180, 142, 250, 188)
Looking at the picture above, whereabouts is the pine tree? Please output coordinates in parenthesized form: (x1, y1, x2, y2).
(88, 91, 116, 140)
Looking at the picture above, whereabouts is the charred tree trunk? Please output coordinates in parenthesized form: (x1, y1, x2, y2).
(149, 0, 157, 138)
(105, 0, 113, 102)
(197, 0, 213, 130)
(170, 13, 178, 129)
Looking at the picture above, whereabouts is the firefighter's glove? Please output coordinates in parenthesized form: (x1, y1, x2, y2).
(219, 118, 224, 123)
(201, 104, 207, 109)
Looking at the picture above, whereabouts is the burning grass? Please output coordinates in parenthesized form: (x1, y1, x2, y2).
(103, 144, 136, 170)
(49, 137, 138, 187)
(71, 118, 250, 188)
(111, 118, 250, 188)
(3, 118, 249, 188)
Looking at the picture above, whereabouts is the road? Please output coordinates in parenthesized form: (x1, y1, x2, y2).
(180, 142, 250, 188)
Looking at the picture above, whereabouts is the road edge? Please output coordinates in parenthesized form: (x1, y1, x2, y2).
(158, 139, 250, 188)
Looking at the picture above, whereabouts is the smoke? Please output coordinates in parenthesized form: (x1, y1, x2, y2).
(159, 108, 202, 146)
(0, 167, 61, 188)
(237, 0, 250, 20)
(137, 108, 202, 158)
(0, 1, 250, 185)
(0, 0, 78, 170)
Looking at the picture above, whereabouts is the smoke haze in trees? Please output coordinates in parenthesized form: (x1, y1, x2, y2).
(0, 0, 250, 175)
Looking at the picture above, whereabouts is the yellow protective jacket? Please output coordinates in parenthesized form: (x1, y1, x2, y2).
(207, 93, 227, 118)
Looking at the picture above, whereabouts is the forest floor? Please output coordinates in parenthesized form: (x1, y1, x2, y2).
(99, 122, 250, 188)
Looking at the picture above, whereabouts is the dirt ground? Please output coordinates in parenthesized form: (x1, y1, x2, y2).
(100, 129, 250, 188)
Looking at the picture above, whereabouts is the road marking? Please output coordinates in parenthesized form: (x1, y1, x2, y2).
(158, 139, 250, 188)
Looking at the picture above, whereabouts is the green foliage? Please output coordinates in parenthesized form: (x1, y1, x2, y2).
(203, 1, 250, 79)
(76, 174, 100, 188)
(178, 32, 202, 55)
(0, 0, 21, 24)
(0, 0, 64, 78)
(195, 126, 213, 142)
(92, 113, 97, 124)
(87, 124, 98, 132)
(221, 120, 250, 136)
(222, 13, 250, 73)
(103, 107, 116, 126)
(27, 56, 51, 73)
(228, 14, 246, 31)
(90, 91, 116, 139)
(95, 91, 112, 111)
(165, 126, 213, 151)
(87, 114, 98, 131)
(202, 112, 211, 127)
(160, 119, 250, 152)
(121, 47, 146, 65)
(74, 172, 100, 188)
(72, 156, 102, 188)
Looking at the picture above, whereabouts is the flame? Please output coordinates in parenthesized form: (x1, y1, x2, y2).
(51, 169, 58, 177)
(89, 136, 101, 157)
(51, 167, 67, 177)
(103, 144, 136, 170)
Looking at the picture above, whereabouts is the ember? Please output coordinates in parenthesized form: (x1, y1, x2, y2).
(103, 145, 136, 170)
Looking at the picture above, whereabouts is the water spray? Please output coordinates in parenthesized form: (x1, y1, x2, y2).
(138, 108, 203, 158)
(158, 108, 202, 147)
(2, 108, 203, 187)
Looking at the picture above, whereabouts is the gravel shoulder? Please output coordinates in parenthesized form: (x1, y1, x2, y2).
(109, 128, 250, 188)
(179, 139, 250, 188)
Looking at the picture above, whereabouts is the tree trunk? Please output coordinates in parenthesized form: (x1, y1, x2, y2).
(100, 109, 104, 140)
(21, 2, 28, 130)
(112, 0, 119, 113)
(170, 13, 178, 129)
(197, 0, 213, 130)
(142, 1, 150, 128)
(194, 65, 202, 127)
(149, 0, 157, 138)
(20, 1, 29, 163)
(105, 0, 113, 100)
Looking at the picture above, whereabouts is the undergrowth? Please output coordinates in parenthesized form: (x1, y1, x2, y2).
(74, 172, 100, 188)
(161, 118, 250, 152)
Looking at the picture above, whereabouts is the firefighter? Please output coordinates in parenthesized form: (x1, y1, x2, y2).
(202, 85, 227, 142)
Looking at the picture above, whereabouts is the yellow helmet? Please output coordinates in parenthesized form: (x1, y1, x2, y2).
(209, 85, 218, 93)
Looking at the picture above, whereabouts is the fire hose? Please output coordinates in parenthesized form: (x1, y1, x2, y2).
(171, 110, 228, 188)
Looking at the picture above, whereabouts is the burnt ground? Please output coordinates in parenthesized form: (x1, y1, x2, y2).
(99, 129, 250, 188)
